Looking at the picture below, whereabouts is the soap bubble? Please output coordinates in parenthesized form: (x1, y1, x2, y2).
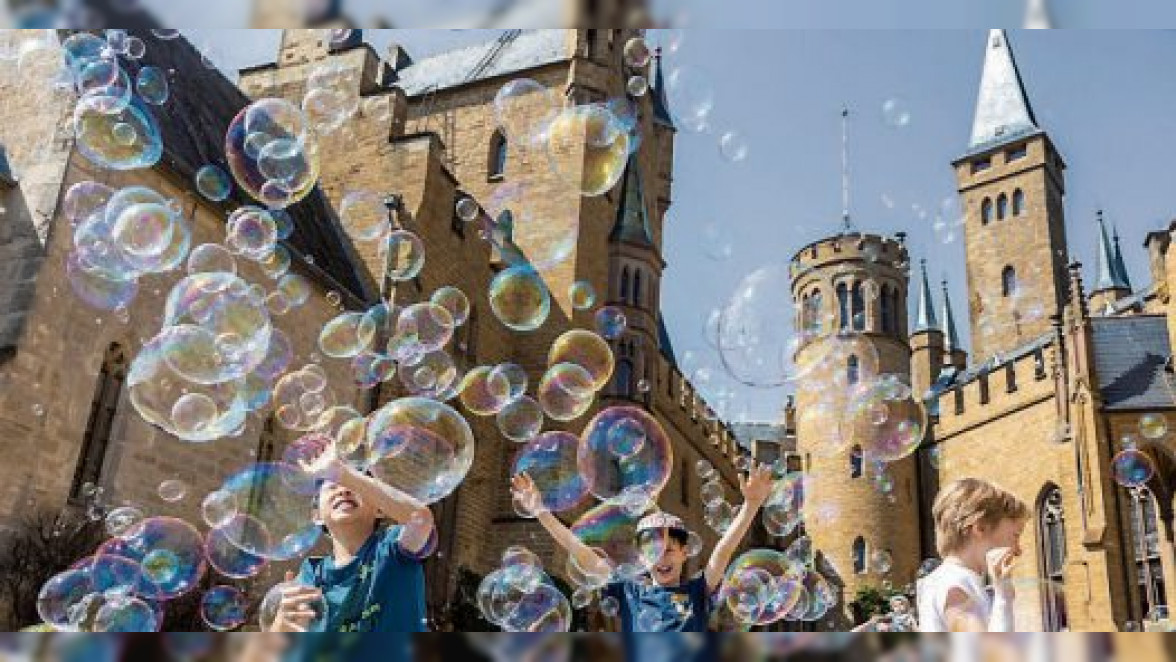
(186, 244, 236, 275)
(395, 302, 456, 355)
(569, 281, 597, 310)
(66, 252, 139, 311)
(74, 98, 162, 170)
(365, 397, 475, 505)
(201, 490, 237, 529)
(537, 363, 595, 422)
(623, 38, 652, 68)
(718, 549, 805, 627)
(667, 67, 714, 133)
(1112, 449, 1155, 488)
(578, 406, 673, 502)
(259, 581, 327, 632)
(200, 586, 247, 631)
(594, 307, 627, 340)
(100, 517, 206, 600)
(494, 78, 558, 144)
(839, 376, 927, 462)
(225, 98, 320, 209)
(217, 463, 320, 561)
(64, 181, 115, 224)
(339, 191, 390, 242)
(204, 522, 267, 579)
(135, 66, 168, 105)
(398, 350, 459, 399)
(497, 396, 544, 443)
(548, 329, 614, 391)
(1141, 414, 1168, 440)
(458, 365, 514, 417)
(882, 98, 912, 128)
(513, 432, 589, 514)
(456, 197, 481, 223)
(490, 266, 551, 332)
(157, 479, 187, 503)
(226, 207, 278, 261)
(545, 104, 630, 197)
(493, 363, 529, 400)
(870, 549, 893, 574)
(105, 506, 144, 539)
(318, 311, 376, 359)
(571, 499, 654, 581)
(719, 131, 749, 163)
(385, 230, 426, 281)
(195, 165, 232, 202)
(431, 286, 471, 326)
(92, 594, 158, 632)
(272, 364, 336, 431)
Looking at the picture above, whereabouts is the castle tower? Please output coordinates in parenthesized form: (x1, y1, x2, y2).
(791, 233, 921, 627)
(1089, 210, 1133, 314)
(954, 29, 1069, 364)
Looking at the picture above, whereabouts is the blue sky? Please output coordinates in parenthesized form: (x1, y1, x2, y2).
(189, 29, 1176, 423)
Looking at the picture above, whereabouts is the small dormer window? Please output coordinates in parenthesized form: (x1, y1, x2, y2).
(1007, 144, 1028, 161)
(972, 158, 991, 174)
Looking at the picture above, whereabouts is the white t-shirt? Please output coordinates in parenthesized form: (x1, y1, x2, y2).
(917, 560, 1014, 632)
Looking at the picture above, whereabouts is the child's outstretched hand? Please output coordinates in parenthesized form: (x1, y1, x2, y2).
(987, 547, 1019, 599)
(511, 472, 547, 516)
(740, 462, 774, 507)
(294, 433, 344, 482)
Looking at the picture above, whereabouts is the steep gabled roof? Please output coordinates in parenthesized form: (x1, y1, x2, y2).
(1092, 316, 1174, 411)
(393, 30, 569, 97)
(609, 155, 655, 248)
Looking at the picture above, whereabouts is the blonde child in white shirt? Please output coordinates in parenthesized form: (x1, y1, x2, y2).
(917, 478, 1029, 632)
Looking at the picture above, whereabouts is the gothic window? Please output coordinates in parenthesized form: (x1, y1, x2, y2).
(981, 198, 994, 225)
(616, 359, 634, 398)
(621, 268, 631, 304)
(837, 283, 849, 330)
(1012, 189, 1026, 216)
(850, 446, 863, 479)
(633, 270, 643, 309)
(997, 194, 1009, 220)
(489, 131, 507, 180)
(851, 283, 865, 331)
(1002, 266, 1018, 297)
(585, 29, 599, 58)
(1038, 486, 1069, 632)
(880, 285, 894, 334)
(71, 343, 127, 502)
(811, 289, 824, 334)
(847, 355, 860, 386)
(853, 537, 867, 574)
(1132, 488, 1167, 621)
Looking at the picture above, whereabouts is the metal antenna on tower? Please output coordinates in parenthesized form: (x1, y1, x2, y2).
(841, 107, 854, 234)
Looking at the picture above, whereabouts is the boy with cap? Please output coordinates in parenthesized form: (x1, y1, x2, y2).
(512, 462, 773, 632)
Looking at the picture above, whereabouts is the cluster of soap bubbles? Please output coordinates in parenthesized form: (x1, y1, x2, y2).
(477, 548, 572, 632)
(714, 535, 837, 629)
(1112, 414, 1169, 488)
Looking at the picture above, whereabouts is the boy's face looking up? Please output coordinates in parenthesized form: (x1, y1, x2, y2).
(316, 481, 378, 532)
(640, 528, 690, 587)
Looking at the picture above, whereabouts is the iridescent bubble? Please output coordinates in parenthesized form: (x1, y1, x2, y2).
(225, 98, 320, 209)
(259, 581, 327, 632)
(667, 67, 714, 133)
(397, 350, 458, 400)
(545, 104, 630, 197)
(1141, 413, 1168, 440)
(101, 517, 206, 600)
(259, 246, 292, 280)
(513, 432, 589, 514)
(594, 307, 627, 340)
(37, 556, 146, 630)
(135, 66, 168, 105)
(318, 311, 377, 359)
(459, 365, 514, 417)
(719, 131, 749, 163)
(385, 230, 426, 281)
(150, 29, 181, 40)
(163, 272, 272, 380)
(64, 181, 115, 224)
(273, 365, 336, 431)
(201, 489, 237, 529)
(492, 363, 529, 400)
(456, 197, 480, 223)
(105, 506, 144, 539)
(569, 281, 597, 310)
(718, 549, 805, 627)
(365, 397, 475, 505)
(302, 86, 349, 135)
(66, 252, 139, 311)
(74, 98, 162, 170)
(226, 207, 278, 261)
(626, 76, 648, 98)
(111, 202, 176, 263)
(200, 586, 247, 631)
(717, 265, 813, 389)
(93, 594, 158, 632)
(187, 243, 236, 275)
(195, 165, 232, 202)
(431, 286, 471, 326)
(497, 396, 544, 443)
(578, 406, 673, 502)
(494, 78, 558, 144)
(548, 329, 614, 391)
(157, 479, 187, 503)
(537, 363, 595, 422)
(339, 191, 390, 242)
(277, 273, 311, 306)
(490, 266, 551, 332)
(218, 463, 320, 561)
(1112, 449, 1155, 488)
(839, 376, 927, 462)
(882, 98, 912, 128)
(395, 302, 456, 354)
(623, 38, 652, 68)
(204, 521, 267, 579)
(571, 499, 654, 580)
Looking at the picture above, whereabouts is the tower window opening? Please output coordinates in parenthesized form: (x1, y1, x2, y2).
(837, 283, 850, 330)
(634, 270, 644, 309)
(853, 537, 867, 574)
(881, 285, 894, 334)
(997, 194, 1009, 220)
(489, 131, 507, 180)
(972, 158, 991, 174)
(981, 198, 994, 225)
(851, 283, 865, 331)
(1007, 144, 1028, 161)
(847, 355, 860, 386)
(621, 268, 631, 304)
(850, 446, 863, 479)
(1012, 189, 1025, 217)
(1002, 266, 1018, 297)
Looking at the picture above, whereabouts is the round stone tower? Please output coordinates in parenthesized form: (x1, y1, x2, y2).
(790, 231, 923, 627)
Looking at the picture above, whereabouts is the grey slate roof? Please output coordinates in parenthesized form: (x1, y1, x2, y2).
(609, 155, 655, 248)
(940, 280, 962, 352)
(941, 332, 1052, 390)
(1092, 315, 1175, 411)
(1095, 212, 1130, 292)
(657, 313, 677, 366)
(914, 259, 938, 332)
(649, 50, 675, 129)
(968, 30, 1040, 153)
(393, 30, 569, 97)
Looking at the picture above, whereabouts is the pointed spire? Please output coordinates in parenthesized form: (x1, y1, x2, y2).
(969, 30, 1040, 150)
(649, 47, 675, 130)
(941, 279, 962, 352)
(1094, 210, 1130, 292)
(914, 260, 939, 332)
(609, 155, 655, 248)
(1112, 224, 1133, 290)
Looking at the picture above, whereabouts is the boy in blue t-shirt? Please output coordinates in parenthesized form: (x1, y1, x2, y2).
(511, 462, 774, 633)
(261, 435, 437, 634)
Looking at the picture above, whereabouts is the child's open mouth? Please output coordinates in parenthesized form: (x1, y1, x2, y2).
(331, 495, 359, 513)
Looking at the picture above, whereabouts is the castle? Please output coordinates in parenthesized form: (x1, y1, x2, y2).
(0, 25, 750, 629)
(734, 29, 1176, 632)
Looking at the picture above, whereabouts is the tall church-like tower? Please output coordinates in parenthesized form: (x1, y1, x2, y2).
(954, 29, 1069, 364)
(791, 233, 922, 626)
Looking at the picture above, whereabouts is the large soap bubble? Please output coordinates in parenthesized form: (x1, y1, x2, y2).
(839, 375, 927, 463)
(490, 266, 551, 332)
(364, 397, 475, 505)
(162, 272, 272, 381)
(545, 104, 630, 197)
(74, 98, 162, 171)
(225, 98, 321, 209)
(548, 329, 614, 391)
(578, 406, 673, 502)
(570, 498, 656, 581)
(217, 462, 321, 561)
(512, 432, 589, 514)
(98, 517, 207, 601)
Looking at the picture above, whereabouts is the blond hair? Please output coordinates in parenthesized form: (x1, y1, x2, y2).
(932, 478, 1029, 555)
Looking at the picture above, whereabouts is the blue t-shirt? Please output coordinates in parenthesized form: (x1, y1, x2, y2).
(296, 525, 428, 633)
(603, 574, 713, 632)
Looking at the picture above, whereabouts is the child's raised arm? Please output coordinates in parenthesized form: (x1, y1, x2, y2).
(704, 463, 774, 592)
(512, 473, 612, 580)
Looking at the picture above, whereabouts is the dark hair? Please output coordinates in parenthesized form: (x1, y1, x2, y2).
(667, 529, 690, 547)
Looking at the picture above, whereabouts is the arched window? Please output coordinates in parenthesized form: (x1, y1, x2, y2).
(1132, 488, 1167, 623)
(495, 210, 514, 245)
(811, 290, 824, 334)
(847, 355, 860, 385)
(889, 289, 902, 335)
(1038, 486, 1069, 632)
(616, 358, 634, 398)
(71, 343, 127, 502)
(997, 193, 1009, 220)
(880, 285, 894, 334)
(1012, 189, 1025, 216)
(620, 268, 631, 304)
(851, 283, 865, 331)
(837, 283, 850, 330)
(1002, 266, 1017, 297)
(489, 131, 508, 179)
(850, 446, 863, 479)
(981, 198, 994, 225)
(633, 270, 643, 308)
(853, 537, 867, 574)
